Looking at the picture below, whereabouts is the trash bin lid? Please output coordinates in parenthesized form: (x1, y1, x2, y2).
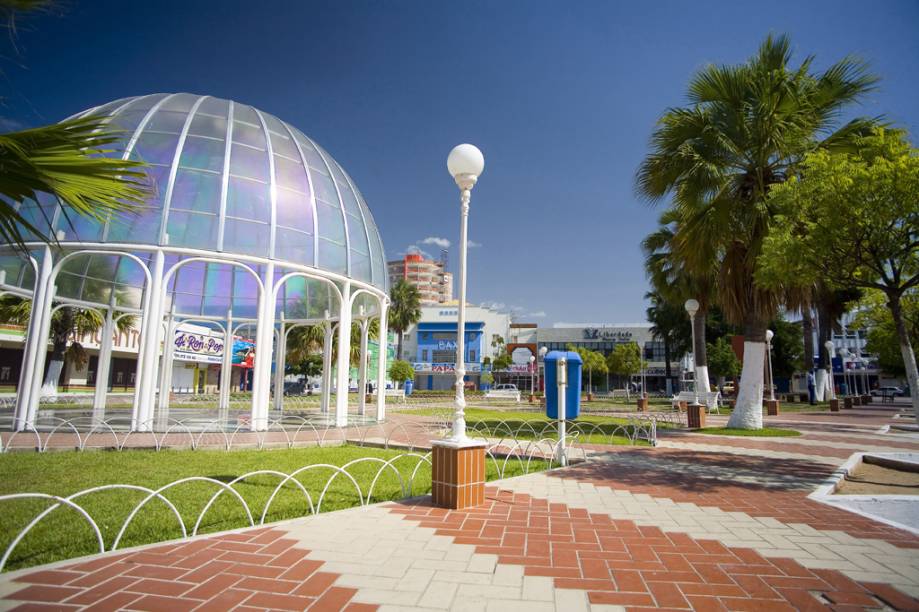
(544, 350, 582, 364)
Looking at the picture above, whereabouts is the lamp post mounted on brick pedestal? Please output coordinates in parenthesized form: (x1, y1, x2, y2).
(431, 144, 488, 510)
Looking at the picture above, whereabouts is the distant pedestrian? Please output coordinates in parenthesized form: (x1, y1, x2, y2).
(807, 370, 816, 405)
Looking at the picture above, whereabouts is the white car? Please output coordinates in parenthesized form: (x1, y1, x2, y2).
(493, 384, 518, 392)
(871, 386, 904, 397)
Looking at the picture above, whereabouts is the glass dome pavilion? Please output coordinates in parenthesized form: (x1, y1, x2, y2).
(4, 93, 391, 433)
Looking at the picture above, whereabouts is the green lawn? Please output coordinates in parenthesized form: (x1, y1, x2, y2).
(694, 427, 801, 437)
(0, 445, 545, 572)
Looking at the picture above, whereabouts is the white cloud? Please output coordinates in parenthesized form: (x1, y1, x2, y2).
(401, 245, 434, 259)
(467, 240, 482, 248)
(527, 310, 547, 318)
(421, 236, 451, 248)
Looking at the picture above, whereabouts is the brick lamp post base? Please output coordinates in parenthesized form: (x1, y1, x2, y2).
(687, 403, 706, 429)
(844, 397, 853, 409)
(830, 399, 840, 412)
(431, 440, 487, 510)
(765, 399, 780, 416)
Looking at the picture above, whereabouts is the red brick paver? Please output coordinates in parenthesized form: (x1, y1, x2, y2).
(390, 488, 919, 610)
(2, 528, 374, 612)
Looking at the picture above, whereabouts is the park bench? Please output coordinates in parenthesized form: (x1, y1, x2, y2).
(485, 388, 521, 402)
(671, 390, 721, 413)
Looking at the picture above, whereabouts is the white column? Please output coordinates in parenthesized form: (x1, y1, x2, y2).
(156, 313, 177, 430)
(334, 282, 352, 428)
(451, 188, 470, 441)
(91, 304, 115, 424)
(273, 314, 286, 412)
(250, 262, 275, 431)
(218, 310, 233, 425)
(357, 316, 369, 416)
(133, 250, 165, 431)
(320, 318, 333, 414)
(376, 301, 389, 422)
(14, 246, 53, 431)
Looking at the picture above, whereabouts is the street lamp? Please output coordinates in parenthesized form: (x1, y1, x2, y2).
(539, 346, 548, 394)
(684, 299, 700, 404)
(824, 340, 836, 400)
(446, 143, 484, 443)
(765, 329, 775, 401)
(529, 354, 536, 402)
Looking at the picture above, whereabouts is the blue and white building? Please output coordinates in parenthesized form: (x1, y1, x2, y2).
(400, 304, 510, 391)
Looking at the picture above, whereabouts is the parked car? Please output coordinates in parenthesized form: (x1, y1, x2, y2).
(493, 383, 518, 392)
(871, 386, 904, 397)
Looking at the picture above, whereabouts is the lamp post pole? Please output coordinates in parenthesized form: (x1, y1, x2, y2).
(824, 340, 836, 400)
(539, 346, 548, 394)
(684, 299, 699, 404)
(766, 329, 775, 401)
(529, 355, 536, 403)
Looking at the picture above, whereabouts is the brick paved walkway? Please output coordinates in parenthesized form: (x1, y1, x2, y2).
(2, 409, 919, 611)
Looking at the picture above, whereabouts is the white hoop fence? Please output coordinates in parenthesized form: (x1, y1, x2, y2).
(0, 408, 672, 573)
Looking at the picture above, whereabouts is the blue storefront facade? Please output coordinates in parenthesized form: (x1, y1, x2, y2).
(413, 321, 486, 390)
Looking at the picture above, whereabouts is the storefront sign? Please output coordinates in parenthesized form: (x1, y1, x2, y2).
(412, 362, 483, 373)
(583, 328, 632, 340)
(174, 331, 225, 364)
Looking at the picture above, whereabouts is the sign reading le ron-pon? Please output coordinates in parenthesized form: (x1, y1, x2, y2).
(173, 330, 225, 364)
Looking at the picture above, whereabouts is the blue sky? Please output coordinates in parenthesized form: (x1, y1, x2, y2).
(3, 0, 918, 325)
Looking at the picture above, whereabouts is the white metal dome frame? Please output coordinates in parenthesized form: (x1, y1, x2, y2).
(4, 94, 391, 433)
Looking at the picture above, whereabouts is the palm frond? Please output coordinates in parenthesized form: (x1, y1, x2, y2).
(0, 116, 149, 250)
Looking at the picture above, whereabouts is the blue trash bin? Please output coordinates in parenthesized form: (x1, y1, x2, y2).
(544, 351, 582, 420)
(404, 379, 414, 396)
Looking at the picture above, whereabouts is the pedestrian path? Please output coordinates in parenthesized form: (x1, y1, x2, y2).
(2, 412, 919, 610)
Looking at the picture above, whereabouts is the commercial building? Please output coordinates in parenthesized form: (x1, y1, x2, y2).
(400, 303, 510, 390)
(535, 324, 680, 393)
(387, 253, 453, 305)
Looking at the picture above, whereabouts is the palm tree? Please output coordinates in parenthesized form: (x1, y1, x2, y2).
(388, 280, 421, 360)
(645, 290, 689, 392)
(642, 208, 716, 391)
(0, 296, 136, 397)
(636, 34, 878, 428)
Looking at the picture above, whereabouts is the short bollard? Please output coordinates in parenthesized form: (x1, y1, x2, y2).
(830, 399, 840, 412)
(844, 397, 853, 409)
(766, 399, 780, 416)
(636, 396, 649, 412)
(687, 402, 706, 429)
(851, 395, 862, 407)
